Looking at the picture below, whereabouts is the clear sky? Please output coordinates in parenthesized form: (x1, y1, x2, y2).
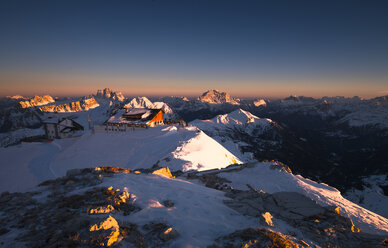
(0, 0, 387, 99)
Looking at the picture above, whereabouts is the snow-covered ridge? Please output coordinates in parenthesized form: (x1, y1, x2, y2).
(124, 96, 154, 109)
(197, 162, 388, 235)
(19, 95, 55, 108)
(124, 97, 172, 113)
(0, 126, 241, 192)
(191, 108, 273, 134)
(345, 175, 388, 219)
(190, 109, 276, 163)
(159, 127, 242, 171)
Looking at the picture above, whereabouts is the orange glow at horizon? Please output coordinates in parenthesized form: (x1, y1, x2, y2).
(0, 72, 386, 99)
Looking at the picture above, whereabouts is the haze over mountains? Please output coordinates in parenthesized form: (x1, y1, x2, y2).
(0, 88, 387, 247)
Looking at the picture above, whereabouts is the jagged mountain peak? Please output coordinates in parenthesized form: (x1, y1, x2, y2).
(96, 88, 124, 102)
(39, 97, 99, 113)
(253, 99, 267, 107)
(190, 108, 274, 145)
(198, 89, 239, 105)
(19, 95, 55, 108)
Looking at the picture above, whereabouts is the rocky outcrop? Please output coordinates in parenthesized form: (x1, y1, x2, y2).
(96, 88, 125, 102)
(220, 189, 387, 247)
(186, 164, 387, 247)
(198, 89, 240, 105)
(253, 99, 266, 107)
(0, 165, 386, 247)
(0, 167, 182, 247)
(39, 97, 99, 112)
(210, 227, 301, 248)
(19, 95, 55, 108)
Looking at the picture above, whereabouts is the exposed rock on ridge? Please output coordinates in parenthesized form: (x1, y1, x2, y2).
(19, 95, 55, 108)
(39, 97, 99, 112)
(198, 89, 240, 105)
(96, 88, 125, 102)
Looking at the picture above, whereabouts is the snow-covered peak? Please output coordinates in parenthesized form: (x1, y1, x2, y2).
(124, 97, 177, 119)
(198, 89, 240, 105)
(152, 101, 174, 114)
(191, 108, 273, 131)
(124, 97, 154, 109)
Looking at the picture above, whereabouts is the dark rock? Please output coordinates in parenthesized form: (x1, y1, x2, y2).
(162, 200, 174, 208)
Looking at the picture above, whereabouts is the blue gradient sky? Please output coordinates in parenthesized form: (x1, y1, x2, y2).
(0, 0, 387, 98)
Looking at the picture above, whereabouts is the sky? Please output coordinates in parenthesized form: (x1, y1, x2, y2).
(0, 0, 387, 99)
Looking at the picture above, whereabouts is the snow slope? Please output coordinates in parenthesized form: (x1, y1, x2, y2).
(100, 173, 257, 247)
(0, 140, 65, 192)
(0, 127, 45, 147)
(216, 162, 388, 235)
(0, 126, 241, 192)
(345, 175, 388, 218)
(190, 109, 275, 162)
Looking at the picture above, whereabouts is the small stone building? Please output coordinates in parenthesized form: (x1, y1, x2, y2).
(43, 117, 84, 139)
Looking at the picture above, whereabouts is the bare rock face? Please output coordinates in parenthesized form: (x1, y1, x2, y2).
(89, 215, 120, 246)
(111, 92, 125, 102)
(97, 88, 112, 99)
(96, 88, 124, 102)
(159, 227, 179, 241)
(152, 167, 173, 178)
(210, 227, 301, 248)
(39, 97, 99, 112)
(19, 95, 55, 108)
(253, 99, 267, 107)
(198, 89, 240, 105)
(260, 212, 274, 227)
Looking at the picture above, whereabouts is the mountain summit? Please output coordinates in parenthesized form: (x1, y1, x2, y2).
(198, 89, 239, 105)
(96, 88, 124, 102)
